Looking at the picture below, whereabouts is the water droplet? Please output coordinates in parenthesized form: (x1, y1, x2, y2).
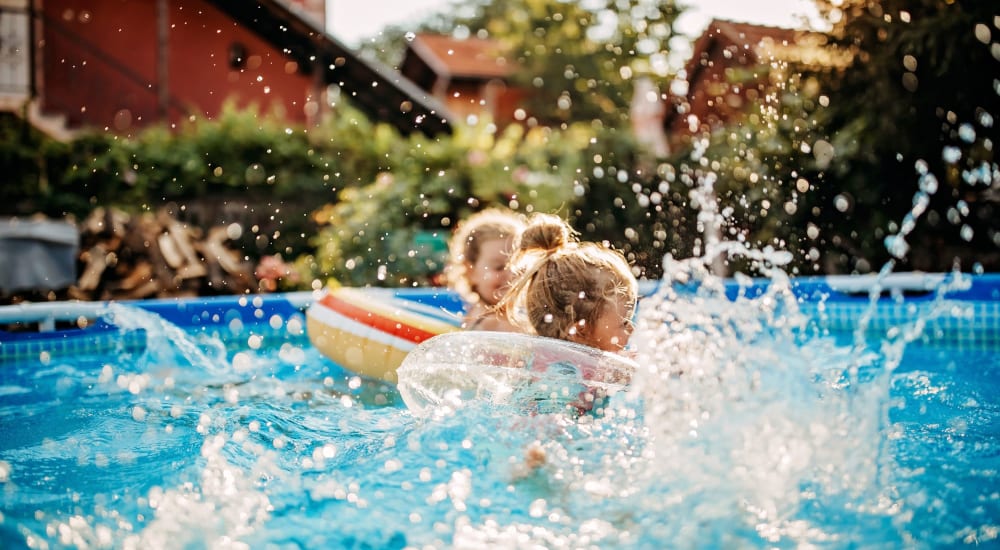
(958, 123, 976, 143)
(918, 173, 938, 194)
(960, 225, 974, 241)
(942, 146, 962, 164)
(247, 334, 262, 350)
(404, 32, 415, 42)
(884, 235, 910, 259)
(529, 498, 547, 518)
(974, 23, 991, 44)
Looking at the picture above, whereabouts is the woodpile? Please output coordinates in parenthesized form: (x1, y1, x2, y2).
(69, 207, 257, 300)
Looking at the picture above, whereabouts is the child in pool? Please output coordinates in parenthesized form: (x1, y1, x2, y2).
(445, 208, 527, 331)
(499, 213, 638, 354)
(498, 214, 639, 478)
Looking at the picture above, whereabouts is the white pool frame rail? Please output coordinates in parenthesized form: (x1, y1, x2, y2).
(0, 291, 316, 332)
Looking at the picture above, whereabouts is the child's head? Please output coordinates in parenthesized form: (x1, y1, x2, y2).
(501, 214, 638, 353)
(446, 208, 527, 306)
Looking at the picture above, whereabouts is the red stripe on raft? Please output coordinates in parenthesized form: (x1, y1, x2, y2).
(318, 293, 439, 345)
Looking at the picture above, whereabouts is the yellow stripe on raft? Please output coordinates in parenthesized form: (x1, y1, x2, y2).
(306, 287, 461, 383)
(332, 287, 459, 336)
(306, 315, 414, 382)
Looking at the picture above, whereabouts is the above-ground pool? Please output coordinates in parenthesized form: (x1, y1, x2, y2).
(0, 272, 997, 548)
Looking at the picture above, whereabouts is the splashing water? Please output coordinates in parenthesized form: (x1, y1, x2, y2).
(1, 270, 997, 548)
(2, 170, 998, 548)
(623, 258, 853, 544)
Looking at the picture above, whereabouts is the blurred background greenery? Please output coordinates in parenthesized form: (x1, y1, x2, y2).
(3, 0, 996, 290)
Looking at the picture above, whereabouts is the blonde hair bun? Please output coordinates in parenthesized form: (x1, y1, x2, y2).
(518, 214, 575, 253)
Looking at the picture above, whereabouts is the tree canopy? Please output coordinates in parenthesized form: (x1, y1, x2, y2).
(660, 0, 999, 275)
(362, 0, 682, 127)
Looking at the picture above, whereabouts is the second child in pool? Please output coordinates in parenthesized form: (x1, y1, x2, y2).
(445, 208, 527, 331)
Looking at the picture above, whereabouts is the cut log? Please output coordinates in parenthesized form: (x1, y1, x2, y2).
(66, 207, 264, 301)
(202, 227, 248, 276)
(77, 244, 108, 291)
(115, 261, 154, 291)
(119, 279, 160, 300)
(81, 207, 108, 235)
(157, 232, 185, 268)
(159, 212, 204, 269)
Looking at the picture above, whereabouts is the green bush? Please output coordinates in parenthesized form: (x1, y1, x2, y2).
(2, 104, 710, 288)
(307, 121, 584, 287)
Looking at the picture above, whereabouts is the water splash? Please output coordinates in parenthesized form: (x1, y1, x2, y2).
(104, 303, 232, 380)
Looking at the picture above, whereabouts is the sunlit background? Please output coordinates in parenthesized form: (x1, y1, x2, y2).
(0, 0, 997, 547)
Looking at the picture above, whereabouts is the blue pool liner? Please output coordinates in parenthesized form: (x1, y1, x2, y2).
(1, 273, 998, 362)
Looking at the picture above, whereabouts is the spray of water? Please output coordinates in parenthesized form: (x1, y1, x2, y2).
(608, 152, 981, 544)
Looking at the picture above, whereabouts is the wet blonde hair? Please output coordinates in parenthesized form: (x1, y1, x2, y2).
(446, 208, 527, 303)
(499, 214, 638, 343)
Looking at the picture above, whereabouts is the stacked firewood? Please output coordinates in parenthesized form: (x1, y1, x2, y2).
(69, 207, 257, 301)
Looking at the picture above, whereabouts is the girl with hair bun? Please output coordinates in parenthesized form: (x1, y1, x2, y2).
(500, 214, 638, 354)
(498, 214, 639, 476)
(446, 208, 527, 331)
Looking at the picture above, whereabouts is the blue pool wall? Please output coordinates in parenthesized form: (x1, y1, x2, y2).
(1, 273, 998, 363)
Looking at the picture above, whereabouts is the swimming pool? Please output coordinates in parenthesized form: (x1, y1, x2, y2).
(0, 273, 997, 548)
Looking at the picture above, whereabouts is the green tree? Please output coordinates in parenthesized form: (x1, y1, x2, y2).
(662, 0, 999, 275)
(804, 0, 999, 272)
(307, 121, 583, 286)
(342, 0, 689, 282)
(439, 0, 680, 127)
(1, 113, 88, 218)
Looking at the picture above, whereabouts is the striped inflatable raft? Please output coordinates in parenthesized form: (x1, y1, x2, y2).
(306, 287, 462, 382)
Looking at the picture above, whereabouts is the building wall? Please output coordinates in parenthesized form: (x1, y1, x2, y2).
(438, 79, 529, 128)
(166, 0, 316, 125)
(683, 47, 762, 134)
(666, 36, 774, 151)
(40, 0, 160, 129)
(39, 0, 316, 133)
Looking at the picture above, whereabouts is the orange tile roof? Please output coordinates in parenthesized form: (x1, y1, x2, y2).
(663, 19, 818, 135)
(409, 34, 515, 80)
(709, 19, 799, 49)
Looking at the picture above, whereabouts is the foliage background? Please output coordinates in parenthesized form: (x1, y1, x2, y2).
(3, 0, 997, 291)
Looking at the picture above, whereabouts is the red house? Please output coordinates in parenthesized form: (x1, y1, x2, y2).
(663, 19, 805, 152)
(0, 0, 452, 139)
(399, 33, 529, 128)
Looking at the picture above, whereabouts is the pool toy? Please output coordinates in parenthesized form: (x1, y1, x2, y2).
(396, 331, 637, 417)
(306, 287, 462, 382)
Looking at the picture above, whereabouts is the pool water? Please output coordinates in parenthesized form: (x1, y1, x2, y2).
(0, 279, 998, 548)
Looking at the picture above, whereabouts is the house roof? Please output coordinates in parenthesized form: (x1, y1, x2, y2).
(663, 19, 807, 132)
(682, 19, 800, 88)
(406, 34, 515, 80)
(207, 0, 454, 136)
